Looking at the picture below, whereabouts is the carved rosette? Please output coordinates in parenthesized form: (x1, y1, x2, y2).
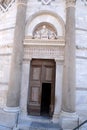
(66, 0, 76, 8)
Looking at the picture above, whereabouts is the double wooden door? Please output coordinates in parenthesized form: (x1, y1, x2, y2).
(27, 59, 55, 116)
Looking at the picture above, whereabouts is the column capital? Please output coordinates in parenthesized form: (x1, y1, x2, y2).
(23, 59, 31, 64)
(66, 0, 76, 8)
(55, 59, 64, 65)
(17, 0, 27, 6)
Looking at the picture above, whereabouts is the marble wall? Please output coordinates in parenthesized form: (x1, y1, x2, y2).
(76, 0, 87, 109)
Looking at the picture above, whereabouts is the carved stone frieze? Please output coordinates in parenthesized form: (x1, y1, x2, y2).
(24, 45, 64, 61)
(66, 0, 76, 7)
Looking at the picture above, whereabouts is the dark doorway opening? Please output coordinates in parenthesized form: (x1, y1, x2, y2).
(40, 83, 51, 116)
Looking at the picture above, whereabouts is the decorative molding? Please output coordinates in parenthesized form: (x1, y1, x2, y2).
(81, 0, 87, 6)
(0, 0, 15, 12)
(38, 0, 54, 5)
(66, 0, 76, 8)
(24, 37, 65, 46)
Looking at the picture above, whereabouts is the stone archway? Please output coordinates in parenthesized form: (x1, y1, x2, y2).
(25, 10, 65, 38)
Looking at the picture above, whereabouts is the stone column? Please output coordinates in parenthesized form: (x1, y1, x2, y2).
(62, 0, 76, 113)
(6, 0, 28, 111)
(53, 60, 63, 122)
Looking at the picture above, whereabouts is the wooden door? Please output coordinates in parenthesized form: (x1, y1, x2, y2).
(27, 59, 55, 116)
(41, 60, 55, 116)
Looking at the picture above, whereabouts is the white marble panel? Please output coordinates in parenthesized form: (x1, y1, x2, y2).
(0, 56, 11, 83)
(76, 58, 87, 88)
(0, 29, 14, 46)
(76, 90, 87, 106)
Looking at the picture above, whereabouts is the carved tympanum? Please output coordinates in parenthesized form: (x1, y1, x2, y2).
(33, 24, 57, 39)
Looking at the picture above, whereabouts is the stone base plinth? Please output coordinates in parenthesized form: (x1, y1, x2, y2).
(52, 114, 62, 125)
(61, 111, 79, 130)
(4, 106, 20, 112)
(0, 109, 19, 129)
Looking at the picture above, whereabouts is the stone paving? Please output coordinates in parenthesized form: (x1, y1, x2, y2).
(0, 109, 87, 130)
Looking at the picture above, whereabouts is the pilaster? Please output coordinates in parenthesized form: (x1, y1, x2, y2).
(20, 59, 31, 114)
(53, 59, 63, 122)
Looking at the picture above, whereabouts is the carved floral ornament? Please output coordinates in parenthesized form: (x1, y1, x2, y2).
(0, 0, 15, 12)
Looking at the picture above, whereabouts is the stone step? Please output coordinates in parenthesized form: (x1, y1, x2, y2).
(19, 115, 51, 123)
(16, 121, 62, 130)
(0, 125, 12, 130)
(0, 109, 17, 128)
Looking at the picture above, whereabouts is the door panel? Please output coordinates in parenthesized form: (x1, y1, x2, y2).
(28, 59, 55, 116)
(32, 66, 41, 81)
(28, 64, 42, 115)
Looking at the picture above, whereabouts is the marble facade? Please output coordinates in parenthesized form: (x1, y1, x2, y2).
(0, 0, 87, 129)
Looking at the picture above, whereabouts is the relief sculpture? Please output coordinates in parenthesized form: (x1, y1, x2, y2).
(33, 25, 57, 39)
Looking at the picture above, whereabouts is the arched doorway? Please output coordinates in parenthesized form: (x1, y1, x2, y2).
(22, 11, 65, 118)
(27, 59, 55, 117)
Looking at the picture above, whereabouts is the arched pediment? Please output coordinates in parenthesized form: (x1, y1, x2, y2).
(25, 10, 65, 39)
